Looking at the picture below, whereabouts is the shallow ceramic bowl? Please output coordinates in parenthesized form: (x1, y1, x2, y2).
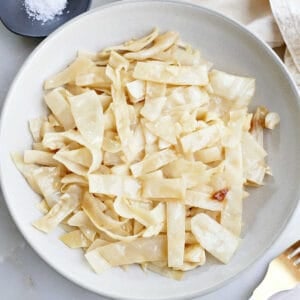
(0, 1, 300, 299)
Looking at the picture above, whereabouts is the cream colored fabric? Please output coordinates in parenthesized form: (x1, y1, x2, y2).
(185, 0, 283, 47)
(284, 49, 300, 87)
(270, 0, 300, 88)
(185, 0, 300, 89)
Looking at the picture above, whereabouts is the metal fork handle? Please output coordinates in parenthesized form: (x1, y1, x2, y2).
(249, 262, 298, 300)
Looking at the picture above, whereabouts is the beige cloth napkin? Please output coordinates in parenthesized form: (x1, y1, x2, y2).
(270, 0, 300, 88)
(184, 0, 300, 89)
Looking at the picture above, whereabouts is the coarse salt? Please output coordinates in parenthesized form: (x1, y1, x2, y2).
(24, 0, 68, 23)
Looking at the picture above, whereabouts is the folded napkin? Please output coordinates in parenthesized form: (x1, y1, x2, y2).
(270, 0, 300, 88)
(185, 0, 300, 89)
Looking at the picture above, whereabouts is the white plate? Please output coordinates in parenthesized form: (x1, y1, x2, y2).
(0, 1, 300, 299)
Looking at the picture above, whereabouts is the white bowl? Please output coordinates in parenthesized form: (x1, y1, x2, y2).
(1, 1, 300, 299)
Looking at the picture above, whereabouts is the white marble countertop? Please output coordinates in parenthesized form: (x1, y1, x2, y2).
(0, 1, 299, 299)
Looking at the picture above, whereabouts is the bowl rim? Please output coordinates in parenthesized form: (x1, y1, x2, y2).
(0, 0, 299, 299)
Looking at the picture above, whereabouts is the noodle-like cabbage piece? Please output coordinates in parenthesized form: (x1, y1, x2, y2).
(140, 96, 167, 122)
(88, 174, 141, 198)
(133, 62, 209, 86)
(125, 31, 179, 60)
(144, 116, 177, 144)
(44, 56, 94, 89)
(167, 201, 185, 267)
(242, 131, 268, 186)
(130, 149, 176, 177)
(163, 158, 208, 188)
(53, 150, 88, 176)
(67, 211, 98, 241)
(48, 130, 103, 176)
(184, 244, 206, 264)
(145, 262, 184, 280)
(180, 124, 222, 153)
(90, 236, 167, 267)
(126, 80, 146, 103)
(191, 213, 240, 264)
(33, 185, 82, 233)
(114, 197, 165, 228)
(149, 44, 201, 66)
(75, 66, 111, 88)
(44, 88, 76, 130)
(221, 145, 244, 236)
(82, 192, 128, 235)
(60, 230, 91, 248)
(29, 117, 46, 142)
(104, 28, 159, 52)
(12, 153, 42, 194)
(109, 67, 135, 162)
(61, 174, 88, 188)
(32, 166, 62, 207)
(69, 90, 104, 172)
(85, 250, 111, 274)
(24, 150, 58, 167)
(194, 146, 222, 163)
(142, 178, 186, 199)
(209, 69, 255, 108)
(185, 190, 224, 211)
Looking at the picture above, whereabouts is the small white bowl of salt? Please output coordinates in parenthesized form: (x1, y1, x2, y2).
(0, 0, 91, 37)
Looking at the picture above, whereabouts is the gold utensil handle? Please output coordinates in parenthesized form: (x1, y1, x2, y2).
(250, 262, 298, 300)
